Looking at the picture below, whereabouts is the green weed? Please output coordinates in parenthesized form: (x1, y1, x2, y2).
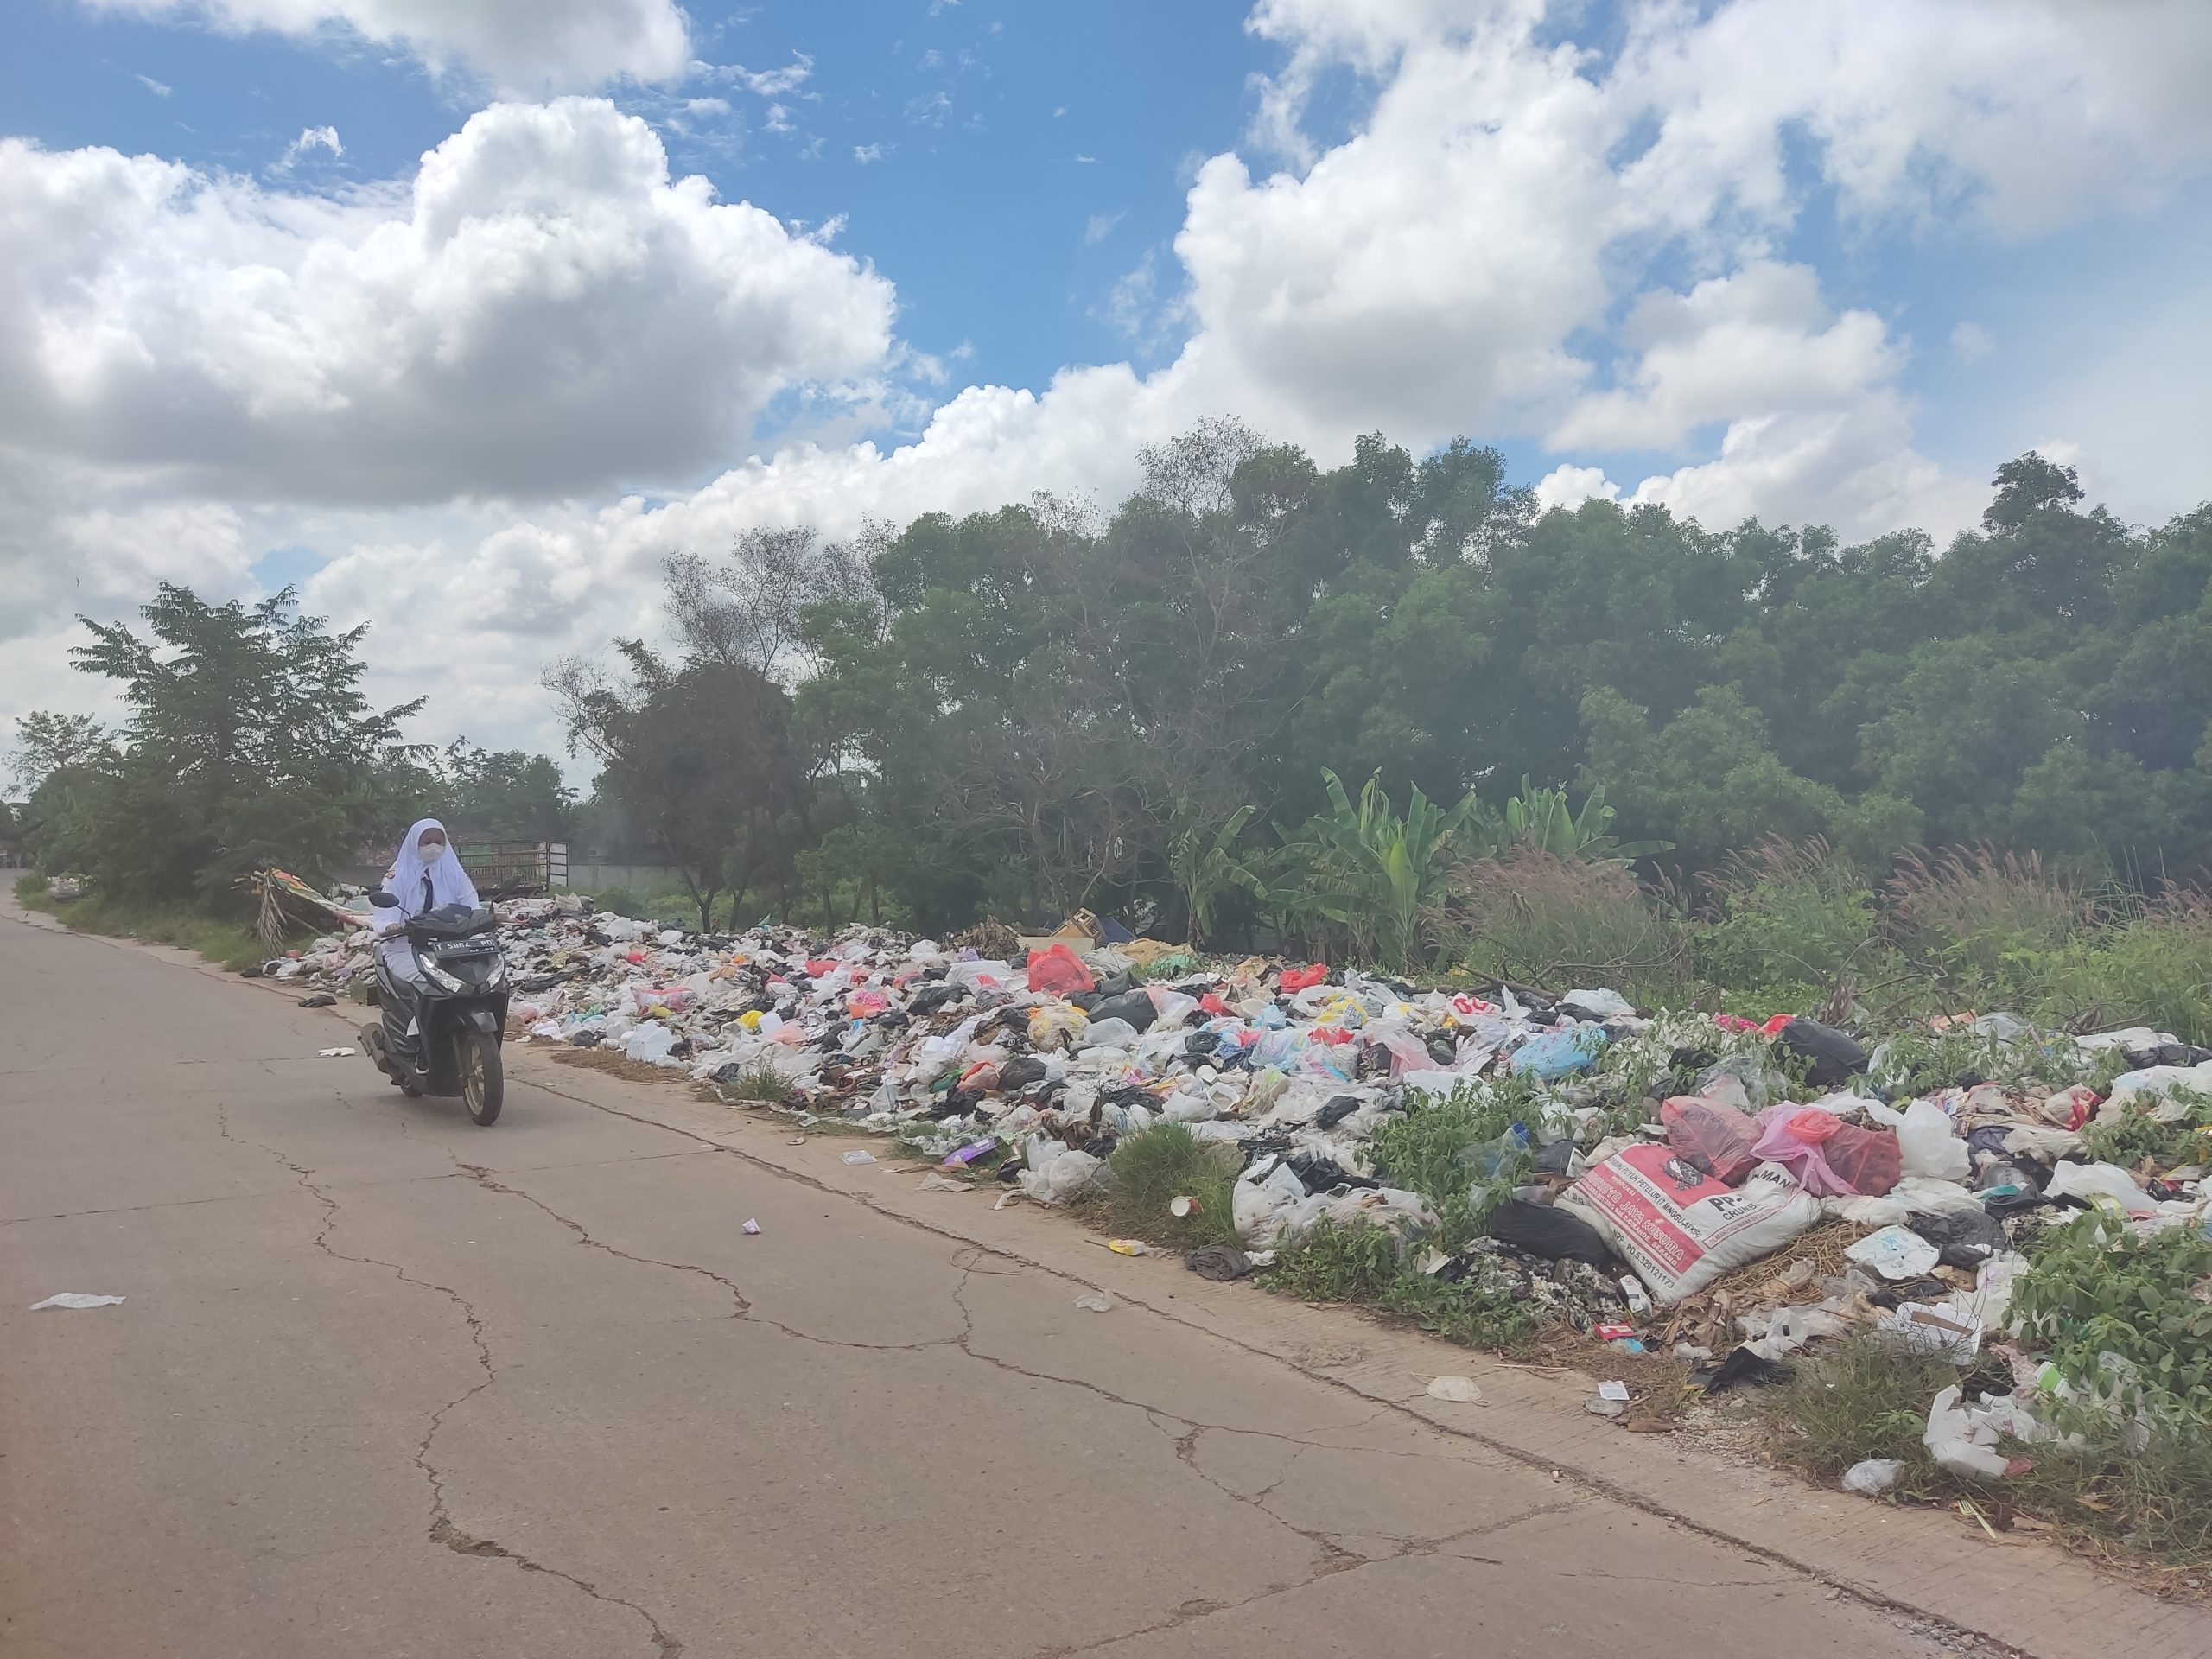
(1258, 1220, 1539, 1350)
(1101, 1122, 1242, 1249)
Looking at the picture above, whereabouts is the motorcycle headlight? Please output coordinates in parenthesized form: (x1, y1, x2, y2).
(422, 960, 466, 993)
(486, 956, 507, 987)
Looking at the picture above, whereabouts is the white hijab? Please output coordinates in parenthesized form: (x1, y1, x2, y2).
(386, 817, 480, 920)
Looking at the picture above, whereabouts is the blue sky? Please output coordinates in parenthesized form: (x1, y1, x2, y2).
(1, 0, 1262, 423)
(2, 0, 2208, 758)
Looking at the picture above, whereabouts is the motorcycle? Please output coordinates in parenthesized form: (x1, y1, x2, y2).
(359, 893, 510, 1126)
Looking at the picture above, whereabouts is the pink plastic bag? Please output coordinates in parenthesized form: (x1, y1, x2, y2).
(1026, 944, 1096, 996)
(1751, 1106, 1901, 1197)
(1661, 1096, 1761, 1184)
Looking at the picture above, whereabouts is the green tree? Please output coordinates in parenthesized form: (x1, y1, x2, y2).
(547, 643, 804, 932)
(54, 585, 422, 899)
(435, 741, 576, 842)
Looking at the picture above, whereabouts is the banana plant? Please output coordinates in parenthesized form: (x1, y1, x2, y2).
(1266, 769, 1486, 969)
(1166, 798, 1257, 947)
(1499, 777, 1670, 862)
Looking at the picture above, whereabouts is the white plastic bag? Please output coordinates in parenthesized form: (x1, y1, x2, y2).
(1923, 1384, 2012, 1480)
(1897, 1099, 1969, 1181)
(2103, 1061, 2212, 1123)
(613, 1023, 679, 1065)
(1841, 1458, 1903, 1496)
(2044, 1160, 2159, 1216)
(1078, 1018, 1141, 1051)
(1845, 1225, 1941, 1281)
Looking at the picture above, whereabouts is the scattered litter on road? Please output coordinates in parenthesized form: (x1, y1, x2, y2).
(840, 1149, 877, 1165)
(1184, 1246, 1252, 1281)
(296, 994, 336, 1008)
(315, 1046, 356, 1058)
(1425, 1375, 1484, 1403)
(30, 1294, 125, 1310)
(1073, 1290, 1115, 1313)
(741, 1218, 761, 1235)
(1842, 1459, 1904, 1496)
(1597, 1379, 1630, 1402)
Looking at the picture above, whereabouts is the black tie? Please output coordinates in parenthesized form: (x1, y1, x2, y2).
(422, 873, 435, 914)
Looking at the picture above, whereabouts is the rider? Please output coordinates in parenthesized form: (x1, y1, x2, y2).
(375, 821, 481, 1057)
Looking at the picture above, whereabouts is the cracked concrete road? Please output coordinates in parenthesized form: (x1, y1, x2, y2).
(2, 911, 1967, 1659)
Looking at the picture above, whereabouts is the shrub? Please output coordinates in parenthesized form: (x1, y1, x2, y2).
(2012, 1210, 2212, 1429)
(1694, 837, 1895, 1013)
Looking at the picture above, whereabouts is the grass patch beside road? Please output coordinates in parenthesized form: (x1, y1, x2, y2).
(14, 874, 279, 971)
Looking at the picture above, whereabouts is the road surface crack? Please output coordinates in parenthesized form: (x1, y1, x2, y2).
(226, 1097, 684, 1657)
(450, 1162, 964, 1354)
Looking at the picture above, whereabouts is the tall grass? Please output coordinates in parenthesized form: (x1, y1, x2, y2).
(1694, 836, 1892, 1014)
(1442, 850, 1694, 1007)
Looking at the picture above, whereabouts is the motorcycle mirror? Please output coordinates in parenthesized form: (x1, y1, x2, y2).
(368, 891, 399, 909)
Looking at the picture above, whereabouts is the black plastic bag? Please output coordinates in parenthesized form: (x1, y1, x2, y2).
(1905, 1207, 2010, 1268)
(1695, 1346, 1794, 1393)
(998, 1055, 1050, 1090)
(1484, 1198, 1613, 1266)
(1780, 1019, 1870, 1087)
(1314, 1095, 1361, 1130)
(1089, 989, 1158, 1032)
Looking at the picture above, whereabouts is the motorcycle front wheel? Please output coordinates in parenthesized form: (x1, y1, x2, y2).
(459, 1030, 504, 1126)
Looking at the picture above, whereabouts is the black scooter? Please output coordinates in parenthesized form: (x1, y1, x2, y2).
(359, 893, 510, 1126)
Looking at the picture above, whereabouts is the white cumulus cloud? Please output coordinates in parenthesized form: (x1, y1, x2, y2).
(0, 99, 897, 505)
(79, 0, 692, 92)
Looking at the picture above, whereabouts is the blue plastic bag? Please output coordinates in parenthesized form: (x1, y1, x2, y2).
(1510, 1026, 1608, 1080)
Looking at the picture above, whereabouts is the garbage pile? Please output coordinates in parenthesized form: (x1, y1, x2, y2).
(284, 904, 2212, 1480)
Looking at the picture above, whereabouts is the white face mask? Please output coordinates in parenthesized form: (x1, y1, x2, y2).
(420, 842, 448, 865)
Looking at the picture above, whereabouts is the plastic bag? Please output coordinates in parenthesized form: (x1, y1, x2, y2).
(1923, 1384, 2012, 1480)
(1693, 1053, 1781, 1111)
(1510, 1026, 1608, 1079)
(1661, 1096, 1761, 1184)
(2103, 1060, 2212, 1122)
(1027, 1004, 1089, 1052)
(1751, 1106, 1901, 1198)
(1905, 1208, 2009, 1268)
(1841, 1458, 1903, 1496)
(1843, 1224, 1940, 1281)
(1077, 1017, 1141, 1051)
(1778, 1018, 1871, 1087)
(1897, 1098, 1969, 1181)
(1026, 944, 1095, 996)
(947, 958, 1015, 992)
(1483, 1198, 1612, 1265)
(613, 1023, 680, 1065)
(2044, 1160, 2159, 1216)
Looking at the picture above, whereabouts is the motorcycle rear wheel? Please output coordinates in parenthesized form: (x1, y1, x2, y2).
(460, 1030, 503, 1126)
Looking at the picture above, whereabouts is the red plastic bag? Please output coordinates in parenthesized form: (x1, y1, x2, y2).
(1751, 1106, 1901, 1197)
(1026, 944, 1096, 996)
(1280, 963, 1328, 993)
(1661, 1096, 1761, 1184)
